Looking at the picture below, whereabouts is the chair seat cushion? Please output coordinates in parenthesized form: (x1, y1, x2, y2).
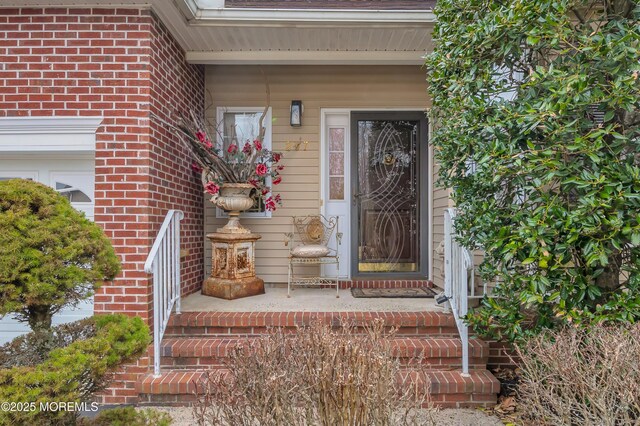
(291, 244, 330, 258)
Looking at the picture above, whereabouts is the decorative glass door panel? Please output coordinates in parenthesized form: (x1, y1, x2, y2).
(351, 113, 425, 275)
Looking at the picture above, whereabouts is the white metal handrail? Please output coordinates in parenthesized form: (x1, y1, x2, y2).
(144, 210, 184, 377)
(444, 208, 475, 377)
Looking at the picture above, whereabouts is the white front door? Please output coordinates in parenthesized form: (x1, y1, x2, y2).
(321, 110, 351, 279)
(0, 157, 95, 343)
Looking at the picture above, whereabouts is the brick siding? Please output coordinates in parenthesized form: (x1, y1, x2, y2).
(486, 340, 519, 370)
(148, 12, 205, 298)
(0, 7, 205, 324)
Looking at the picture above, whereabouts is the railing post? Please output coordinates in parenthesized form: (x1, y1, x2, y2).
(144, 210, 184, 378)
(153, 261, 161, 377)
(444, 208, 471, 377)
(443, 209, 451, 312)
(174, 216, 181, 314)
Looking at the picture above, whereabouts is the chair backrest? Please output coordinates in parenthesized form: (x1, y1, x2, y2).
(293, 215, 337, 246)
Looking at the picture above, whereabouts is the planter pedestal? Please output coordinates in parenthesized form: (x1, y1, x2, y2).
(202, 231, 265, 300)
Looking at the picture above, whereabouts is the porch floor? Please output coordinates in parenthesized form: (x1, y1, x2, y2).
(181, 286, 442, 312)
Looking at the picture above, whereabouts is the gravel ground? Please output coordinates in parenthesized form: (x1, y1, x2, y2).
(143, 406, 504, 426)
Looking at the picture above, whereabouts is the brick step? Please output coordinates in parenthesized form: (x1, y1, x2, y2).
(165, 311, 458, 337)
(137, 368, 499, 408)
(159, 336, 489, 370)
(340, 280, 434, 289)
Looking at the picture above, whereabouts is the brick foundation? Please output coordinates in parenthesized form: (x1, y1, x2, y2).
(486, 340, 519, 370)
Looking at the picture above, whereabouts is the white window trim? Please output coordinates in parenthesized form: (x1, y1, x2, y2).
(215, 106, 273, 219)
(0, 117, 102, 153)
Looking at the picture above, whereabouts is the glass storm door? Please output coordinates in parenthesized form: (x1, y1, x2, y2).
(350, 112, 428, 277)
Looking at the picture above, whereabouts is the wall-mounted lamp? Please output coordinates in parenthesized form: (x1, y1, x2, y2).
(290, 100, 302, 127)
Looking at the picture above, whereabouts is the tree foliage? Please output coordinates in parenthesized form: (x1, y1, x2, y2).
(426, 0, 640, 342)
(0, 179, 120, 331)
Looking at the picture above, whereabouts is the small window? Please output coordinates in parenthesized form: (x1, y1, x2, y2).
(55, 182, 92, 203)
(215, 107, 273, 218)
(328, 127, 345, 200)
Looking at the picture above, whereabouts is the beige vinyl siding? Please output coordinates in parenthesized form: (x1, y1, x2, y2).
(204, 65, 431, 283)
(430, 161, 452, 289)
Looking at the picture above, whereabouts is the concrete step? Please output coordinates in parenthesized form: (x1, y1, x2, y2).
(164, 311, 458, 337)
(137, 368, 499, 409)
(159, 336, 489, 370)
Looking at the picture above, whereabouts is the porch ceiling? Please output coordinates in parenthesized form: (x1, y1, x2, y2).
(3, 0, 434, 65)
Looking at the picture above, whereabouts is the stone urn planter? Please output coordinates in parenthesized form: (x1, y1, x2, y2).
(214, 183, 255, 233)
(202, 183, 265, 300)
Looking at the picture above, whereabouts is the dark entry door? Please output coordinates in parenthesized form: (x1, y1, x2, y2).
(350, 112, 428, 278)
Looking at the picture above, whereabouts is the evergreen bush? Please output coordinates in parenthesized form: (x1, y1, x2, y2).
(0, 314, 150, 426)
(0, 179, 120, 332)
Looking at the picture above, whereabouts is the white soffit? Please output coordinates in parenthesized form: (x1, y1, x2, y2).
(168, 0, 434, 64)
(0, 117, 102, 153)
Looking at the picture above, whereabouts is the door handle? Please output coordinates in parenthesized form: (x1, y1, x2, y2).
(352, 192, 362, 206)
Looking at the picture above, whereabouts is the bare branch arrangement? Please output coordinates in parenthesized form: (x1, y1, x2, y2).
(173, 102, 284, 211)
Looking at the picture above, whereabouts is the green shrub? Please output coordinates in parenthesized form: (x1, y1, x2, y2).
(77, 407, 172, 426)
(425, 1, 640, 342)
(0, 318, 97, 369)
(0, 314, 150, 426)
(0, 179, 120, 332)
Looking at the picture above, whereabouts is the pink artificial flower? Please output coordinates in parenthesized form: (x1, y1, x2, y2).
(274, 194, 281, 203)
(249, 179, 259, 188)
(272, 152, 281, 162)
(204, 139, 213, 149)
(191, 162, 203, 173)
(277, 164, 285, 171)
(227, 144, 238, 154)
(242, 142, 252, 154)
(205, 182, 220, 195)
(265, 197, 276, 211)
(255, 163, 268, 176)
(272, 176, 282, 185)
(196, 131, 206, 143)
(253, 139, 262, 151)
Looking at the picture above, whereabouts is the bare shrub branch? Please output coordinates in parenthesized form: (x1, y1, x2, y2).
(192, 319, 436, 426)
(516, 324, 640, 426)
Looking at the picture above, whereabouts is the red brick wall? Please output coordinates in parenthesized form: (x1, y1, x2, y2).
(148, 13, 205, 298)
(486, 340, 519, 370)
(0, 7, 205, 324)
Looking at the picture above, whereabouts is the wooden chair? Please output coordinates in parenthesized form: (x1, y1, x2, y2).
(284, 215, 341, 298)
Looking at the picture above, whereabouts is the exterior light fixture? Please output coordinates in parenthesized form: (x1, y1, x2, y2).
(290, 100, 302, 127)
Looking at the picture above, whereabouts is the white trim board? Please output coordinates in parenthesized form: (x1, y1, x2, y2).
(0, 117, 102, 153)
(187, 51, 427, 65)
